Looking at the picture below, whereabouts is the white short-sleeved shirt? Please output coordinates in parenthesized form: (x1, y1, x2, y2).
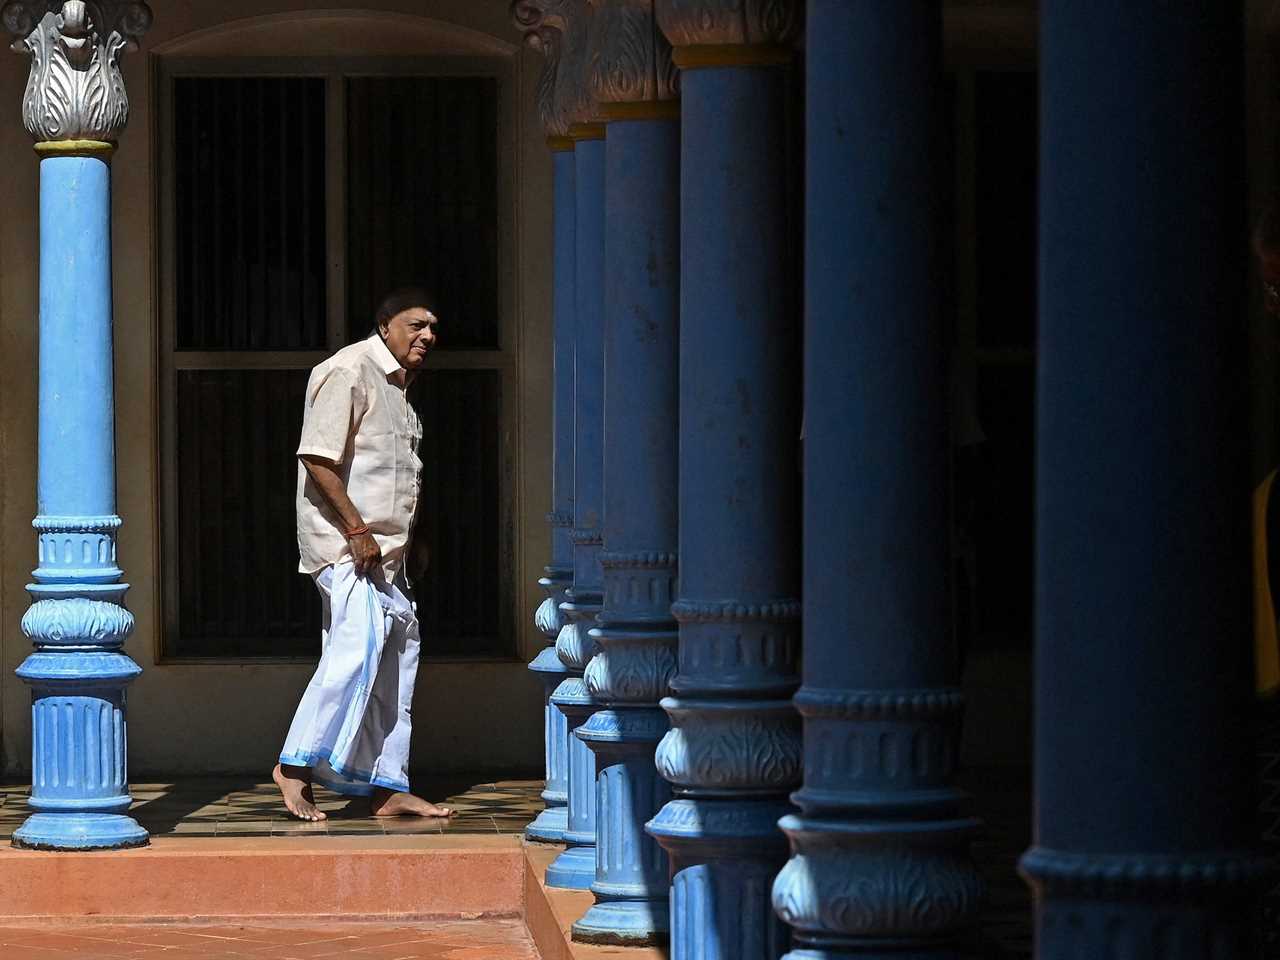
(295, 334, 423, 580)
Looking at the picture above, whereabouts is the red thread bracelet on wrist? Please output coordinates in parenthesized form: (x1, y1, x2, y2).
(344, 523, 371, 539)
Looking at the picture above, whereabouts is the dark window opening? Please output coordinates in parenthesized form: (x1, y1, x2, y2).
(163, 69, 510, 661)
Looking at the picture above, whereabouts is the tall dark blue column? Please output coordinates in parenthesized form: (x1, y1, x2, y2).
(527, 139, 577, 845)
(575, 100, 680, 946)
(647, 6, 803, 957)
(548, 123, 607, 890)
(770, 4, 983, 957)
(1022, 3, 1272, 954)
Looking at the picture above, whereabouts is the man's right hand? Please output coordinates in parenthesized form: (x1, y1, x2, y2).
(349, 532, 382, 577)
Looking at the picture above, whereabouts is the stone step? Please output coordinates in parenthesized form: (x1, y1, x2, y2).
(0, 917, 539, 958)
(0, 835, 523, 923)
(521, 842, 668, 960)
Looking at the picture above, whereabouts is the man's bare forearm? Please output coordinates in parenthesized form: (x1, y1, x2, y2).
(300, 455, 364, 532)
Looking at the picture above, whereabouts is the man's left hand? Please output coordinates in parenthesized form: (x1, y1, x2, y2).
(349, 532, 382, 577)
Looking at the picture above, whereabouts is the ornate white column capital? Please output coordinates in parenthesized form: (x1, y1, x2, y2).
(585, 0, 677, 112)
(511, 0, 599, 140)
(2, 0, 151, 143)
(655, 0, 800, 60)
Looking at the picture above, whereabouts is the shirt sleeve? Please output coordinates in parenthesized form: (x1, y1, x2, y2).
(297, 366, 363, 464)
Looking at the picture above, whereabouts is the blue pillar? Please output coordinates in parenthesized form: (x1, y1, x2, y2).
(645, 40, 802, 960)
(527, 139, 578, 845)
(1022, 2, 1272, 954)
(575, 106, 680, 946)
(15, 144, 147, 851)
(770, 3, 983, 956)
(548, 123, 607, 890)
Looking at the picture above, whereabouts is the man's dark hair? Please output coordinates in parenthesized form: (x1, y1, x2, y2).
(374, 286, 438, 334)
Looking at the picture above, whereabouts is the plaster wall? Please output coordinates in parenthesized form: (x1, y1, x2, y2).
(0, 1, 553, 776)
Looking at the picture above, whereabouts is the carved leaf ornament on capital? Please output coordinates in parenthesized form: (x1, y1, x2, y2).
(585, 0, 677, 105)
(2, 0, 151, 143)
(654, 0, 799, 47)
(511, 0, 597, 137)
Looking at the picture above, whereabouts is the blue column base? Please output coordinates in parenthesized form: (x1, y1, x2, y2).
(528, 642, 571, 844)
(647, 797, 793, 960)
(13, 812, 148, 851)
(546, 841, 597, 889)
(526, 805, 570, 844)
(1020, 847, 1274, 959)
(572, 898, 670, 947)
(773, 814, 984, 955)
(15, 646, 147, 852)
(574, 707, 672, 946)
(547, 672, 599, 889)
(781, 948, 960, 960)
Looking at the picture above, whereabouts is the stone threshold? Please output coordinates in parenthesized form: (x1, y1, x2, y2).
(522, 842, 669, 960)
(0, 834, 524, 924)
(0, 832, 675, 958)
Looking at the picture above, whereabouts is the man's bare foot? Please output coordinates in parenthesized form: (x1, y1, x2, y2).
(272, 763, 327, 822)
(370, 787, 455, 818)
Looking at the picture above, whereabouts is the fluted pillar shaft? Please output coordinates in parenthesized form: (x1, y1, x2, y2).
(5, 0, 153, 851)
(646, 6, 803, 958)
(574, 57, 681, 943)
(548, 122, 607, 889)
(770, 4, 982, 957)
(526, 140, 577, 844)
(1021, 3, 1271, 955)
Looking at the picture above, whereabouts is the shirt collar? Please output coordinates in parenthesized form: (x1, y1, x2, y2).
(368, 333, 404, 378)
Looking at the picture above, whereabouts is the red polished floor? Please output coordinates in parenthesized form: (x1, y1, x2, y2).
(0, 919, 538, 959)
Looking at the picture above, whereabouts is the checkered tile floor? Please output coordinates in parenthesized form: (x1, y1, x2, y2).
(0, 777, 545, 839)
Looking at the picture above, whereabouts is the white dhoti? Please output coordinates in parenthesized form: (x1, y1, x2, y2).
(279, 561, 420, 796)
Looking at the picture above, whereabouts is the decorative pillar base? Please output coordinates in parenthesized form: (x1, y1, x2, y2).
(773, 815, 983, 960)
(1019, 848, 1274, 959)
(571, 899, 669, 946)
(526, 644, 570, 843)
(546, 838, 597, 890)
(647, 798, 793, 960)
(13, 812, 148, 851)
(14, 647, 146, 851)
(527, 568, 573, 844)
(573, 706, 672, 946)
(547, 659, 601, 889)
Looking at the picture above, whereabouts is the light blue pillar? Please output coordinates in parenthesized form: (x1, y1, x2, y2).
(4, 0, 152, 856)
(575, 109, 680, 946)
(15, 145, 147, 851)
(770, 3, 983, 957)
(1024, 3, 1272, 954)
(645, 49, 802, 960)
(527, 141, 578, 845)
(548, 125, 607, 890)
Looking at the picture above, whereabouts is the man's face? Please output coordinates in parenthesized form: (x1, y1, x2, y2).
(381, 306, 439, 369)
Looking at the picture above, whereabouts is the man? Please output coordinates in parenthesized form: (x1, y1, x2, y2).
(272, 288, 454, 822)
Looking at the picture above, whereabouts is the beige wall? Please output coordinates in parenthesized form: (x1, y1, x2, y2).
(0, 1, 554, 776)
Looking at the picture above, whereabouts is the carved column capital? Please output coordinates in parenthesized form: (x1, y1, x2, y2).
(655, 0, 800, 54)
(511, 0, 598, 140)
(585, 0, 677, 112)
(3, 0, 151, 143)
